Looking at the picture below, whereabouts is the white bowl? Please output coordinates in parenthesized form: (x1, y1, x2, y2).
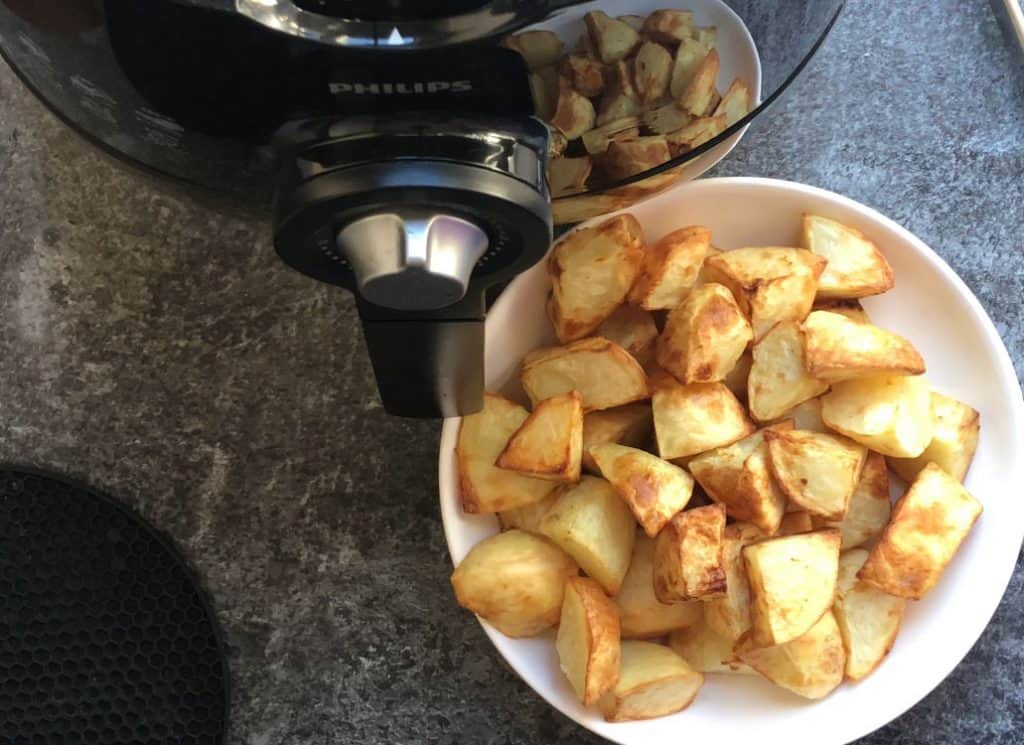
(438, 178, 1024, 745)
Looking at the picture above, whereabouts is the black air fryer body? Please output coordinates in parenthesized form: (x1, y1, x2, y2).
(0, 0, 566, 417)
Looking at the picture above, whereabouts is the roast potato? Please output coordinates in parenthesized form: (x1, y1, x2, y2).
(653, 504, 727, 602)
(669, 36, 713, 98)
(630, 225, 711, 311)
(888, 391, 980, 484)
(557, 576, 621, 705)
(834, 549, 906, 680)
(503, 30, 565, 70)
(584, 10, 641, 63)
(548, 156, 593, 198)
(642, 9, 695, 44)
(815, 451, 891, 549)
(713, 77, 753, 126)
(802, 214, 894, 299)
(704, 521, 764, 640)
(498, 492, 560, 535)
(599, 641, 703, 722)
(777, 510, 815, 536)
(748, 320, 829, 422)
(451, 529, 578, 637)
(668, 617, 756, 675)
(802, 310, 926, 382)
(601, 136, 672, 180)
(765, 428, 867, 521)
(617, 531, 703, 639)
(821, 374, 933, 457)
(634, 41, 673, 103)
(596, 304, 659, 369)
(581, 404, 654, 474)
(561, 53, 606, 97)
(737, 611, 845, 699)
(550, 78, 597, 140)
(678, 49, 720, 117)
(522, 337, 650, 412)
(664, 114, 727, 156)
(496, 391, 584, 483)
(652, 377, 754, 459)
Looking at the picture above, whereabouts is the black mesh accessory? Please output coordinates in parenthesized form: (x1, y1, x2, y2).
(0, 467, 228, 745)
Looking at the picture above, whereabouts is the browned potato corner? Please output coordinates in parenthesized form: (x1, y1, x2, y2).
(496, 391, 583, 483)
(653, 503, 727, 602)
(584, 10, 641, 64)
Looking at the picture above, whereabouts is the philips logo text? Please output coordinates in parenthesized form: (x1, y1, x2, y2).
(329, 80, 473, 95)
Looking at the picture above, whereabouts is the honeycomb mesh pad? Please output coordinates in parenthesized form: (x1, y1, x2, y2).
(0, 467, 227, 744)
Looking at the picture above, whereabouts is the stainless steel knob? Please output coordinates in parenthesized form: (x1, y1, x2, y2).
(337, 211, 488, 311)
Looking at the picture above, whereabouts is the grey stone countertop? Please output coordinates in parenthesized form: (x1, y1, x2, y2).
(0, 1, 1022, 743)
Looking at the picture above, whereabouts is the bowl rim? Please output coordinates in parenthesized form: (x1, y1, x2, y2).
(438, 176, 1024, 745)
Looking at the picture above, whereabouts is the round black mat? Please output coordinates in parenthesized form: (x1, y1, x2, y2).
(0, 467, 228, 745)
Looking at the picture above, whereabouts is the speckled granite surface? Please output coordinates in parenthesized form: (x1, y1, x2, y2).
(0, 1, 1021, 744)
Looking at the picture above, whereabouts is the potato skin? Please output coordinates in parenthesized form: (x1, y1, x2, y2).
(451, 530, 578, 638)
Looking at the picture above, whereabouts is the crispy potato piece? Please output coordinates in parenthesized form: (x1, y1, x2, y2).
(778, 511, 815, 536)
(601, 136, 671, 180)
(458, 393, 559, 514)
(858, 463, 982, 599)
(591, 443, 694, 537)
(748, 321, 829, 422)
(821, 374, 933, 457)
(703, 247, 826, 341)
(496, 391, 583, 482)
(653, 504, 727, 602)
(498, 491, 559, 534)
(834, 549, 906, 680)
(502, 30, 565, 70)
(550, 79, 597, 140)
(678, 49, 720, 117)
(634, 41, 672, 103)
(737, 611, 845, 699)
(765, 429, 867, 521)
(523, 338, 650, 413)
(547, 156, 593, 198)
(702, 89, 722, 118)
(557, 576, 621, 705)
(669, 617, 756, 674)
(816, 451, 891, 549)
(656, 283, 753, 384)
(547, 214, 645, 342)
(561, 54, 606, 98)
(723, 350, 752, 402)
(540, 476, 637, 595)
(597, 91, 642, 127)
(669, 36, 712, 99)
(812, 298, 872, 324)
(581, 404, 653, 474)
(802, 214, 895, 299)
(704, 522, 763, 640)
(889, 392, 980, 484)
(617, 14, 645, 31)
(573, 30, 599, 59)
(596, 305, 658, 368)
(584, 10, 641, 64)
(599, 641, 703, 722)
(688, 424, 791, 535)
(617, 532, 703, 638)
(643, 9, 695, 44)
(642, 103, 694, 136)
(743, 529, 841, 646)
(630, 225, 711, 311)
(652, 379, 755, 459)
(451, 529, 578, 637)
(803, 311, 926, 382)
(780, 397, 830, 433)
(581, 116, 641, 155)
(713, 78, 753, 126)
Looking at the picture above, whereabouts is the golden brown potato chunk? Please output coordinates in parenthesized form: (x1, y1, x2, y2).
(816, 451, 891, 549)
(561, 54, 606, 97)
(539, 476, 637, 595)
(581, 116, 642, 156)
(765, 429, 867, 521)
(888, 391, 980, 484)
(590, 443, 694, 537)
(497, 492, 559, 535)
(617, 532, 703, 639)
(547, 214, 645, 342)
(550, 79, 597, 140)
(704, 522, 764, 640)
(496, 391, 583, 483)
(737, 610, 845, 699)
(601, 136, 671, 181)
(630, 225, 711, 310)
(655, 283, 753, 384)
(668, 616, 756, 674)
(802, 214, 894, 299)
(643, 9, 695, 44)
(557, 576, 621, 705)
(633, 41, 673, 103)
(821, 374, 933, 457)
(688, 424, 790, 535)
(451, 529, 578, 637)
(584, 10, 641, 64)
(703, 247, 826, 341)
(713, 78, 753, 126)
(743, 529, 841, 646)
(858, 463, 982, 599)
(547, 156, 593, 198)
(522, 337, 650, 412)
(669, 35, 714, 99)
(502, 30, 565, 70)
(596, 304, 658, 369)
(748, 320, 829, 422)
(678, 49, 720, 117)
(652, 377, 755, 460)
(642, 102, 694, 136)
(802, 311, 926, 382)
(598, 641, 703, 722)
(458, 393, 559, 514)
(665, 114, 728, 156)
(581, 404, 653, 474)
(834, 549, 906, 681)
(653, 504, 727, 602)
